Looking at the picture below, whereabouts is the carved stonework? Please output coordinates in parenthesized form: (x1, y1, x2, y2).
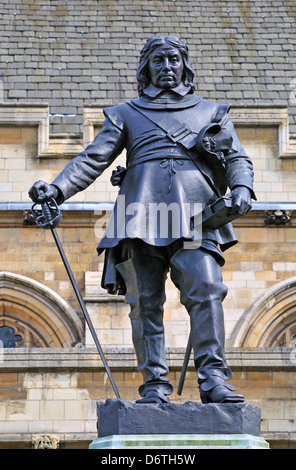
(32, 434, 60, 449)
(264, 210, 292, 226)
(0, 271, 84, 348)
(0, 326, 22, 347)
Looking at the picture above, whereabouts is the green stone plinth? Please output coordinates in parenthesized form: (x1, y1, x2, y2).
(89, 433, 269, 449)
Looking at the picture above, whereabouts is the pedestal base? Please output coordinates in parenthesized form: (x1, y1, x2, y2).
(90, 399, 269, 449)
(90, 433, 269, 449)
(96, 399, 262, 436)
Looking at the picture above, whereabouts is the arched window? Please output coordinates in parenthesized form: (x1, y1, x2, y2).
(0, 271, 84, 347)
(228, 276, 296, 348)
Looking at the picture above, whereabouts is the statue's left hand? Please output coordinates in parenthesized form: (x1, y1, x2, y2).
(228, 186, 252, 216)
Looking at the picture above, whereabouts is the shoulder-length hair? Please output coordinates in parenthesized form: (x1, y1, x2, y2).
(137, 36, 196, 96)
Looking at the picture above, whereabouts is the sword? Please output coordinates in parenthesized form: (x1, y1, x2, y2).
(31, 196, 121, 399)
(177, 332, 192, 396)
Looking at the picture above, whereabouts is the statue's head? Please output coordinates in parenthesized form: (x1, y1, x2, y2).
(137, 36, 196, 96)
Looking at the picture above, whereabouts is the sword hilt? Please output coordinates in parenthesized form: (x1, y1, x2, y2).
(31, 196, 62, 229)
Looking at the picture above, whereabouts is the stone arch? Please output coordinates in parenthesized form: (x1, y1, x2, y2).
(0, 271, 84, 347)
(228, 276, 296, 348)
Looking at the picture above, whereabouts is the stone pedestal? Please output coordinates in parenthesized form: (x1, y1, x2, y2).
(90, 433, 268, 449)
(89, 399, 269, 449)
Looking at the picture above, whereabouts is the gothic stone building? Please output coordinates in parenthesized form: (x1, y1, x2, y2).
(0, 0, 296, 449)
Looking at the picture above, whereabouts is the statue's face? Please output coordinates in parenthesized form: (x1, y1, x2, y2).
(148, 44, 184, 90)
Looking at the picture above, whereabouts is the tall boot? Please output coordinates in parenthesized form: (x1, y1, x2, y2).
(116, 255, 173, 403)
(170, 247, 244, 404)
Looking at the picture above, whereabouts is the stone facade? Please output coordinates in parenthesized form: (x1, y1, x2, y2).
(0, 0, 296, 449)
(0, 349, 296, 449)
(1, 0, 296, 134)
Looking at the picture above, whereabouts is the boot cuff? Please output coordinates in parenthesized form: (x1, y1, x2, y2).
(139, 381, 173, 397)
(199, 375, 236, 392)
(197, 367, 232, 383)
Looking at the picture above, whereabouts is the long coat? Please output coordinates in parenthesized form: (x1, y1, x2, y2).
(51, 89, 255, 293)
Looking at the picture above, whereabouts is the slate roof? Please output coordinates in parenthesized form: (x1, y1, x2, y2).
(1, 0, 296, 134)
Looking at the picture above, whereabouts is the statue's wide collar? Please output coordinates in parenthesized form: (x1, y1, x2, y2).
(129, 83, 203, 110)
(143, 83, 191, 98)
(131, 92, 203, 110)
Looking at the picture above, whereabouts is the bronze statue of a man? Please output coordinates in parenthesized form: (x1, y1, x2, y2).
(29, 36, 255, 405)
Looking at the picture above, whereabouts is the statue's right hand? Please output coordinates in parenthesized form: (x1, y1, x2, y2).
(28, 180, 58, 203)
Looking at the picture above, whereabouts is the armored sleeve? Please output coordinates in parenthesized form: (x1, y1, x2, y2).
(218, 111, 256, 200)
